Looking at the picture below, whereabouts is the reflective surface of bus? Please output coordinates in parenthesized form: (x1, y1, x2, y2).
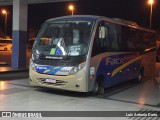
(29, 15, 156, 94)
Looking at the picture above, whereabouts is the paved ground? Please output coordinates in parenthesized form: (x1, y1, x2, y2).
(0, 51, 160, 120)
(0, 50, 31, 67)
(0, 71, 160, 120)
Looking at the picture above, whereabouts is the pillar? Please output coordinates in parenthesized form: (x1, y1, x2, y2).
(12, 0, 28, 69)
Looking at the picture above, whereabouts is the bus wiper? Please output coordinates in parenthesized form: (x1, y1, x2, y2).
(61, 55, 71, 61)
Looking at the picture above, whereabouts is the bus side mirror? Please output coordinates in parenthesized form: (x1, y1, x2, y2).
(99, 26, 106, 39)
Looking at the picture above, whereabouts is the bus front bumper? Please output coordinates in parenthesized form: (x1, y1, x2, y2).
(29, 68, 88, 92)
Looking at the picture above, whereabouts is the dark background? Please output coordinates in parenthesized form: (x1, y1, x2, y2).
(0, 0, 160, 38)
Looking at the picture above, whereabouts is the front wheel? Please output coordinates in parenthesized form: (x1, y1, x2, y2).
(91, 82, 99, 95)
(91, 79, 105, 95)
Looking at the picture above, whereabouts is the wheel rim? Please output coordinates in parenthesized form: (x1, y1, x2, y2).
(138, 74, 142, 81)
(92, 82, 99, 94)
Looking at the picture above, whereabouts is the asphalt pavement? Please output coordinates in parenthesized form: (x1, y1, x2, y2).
(0, 56, 160, 120)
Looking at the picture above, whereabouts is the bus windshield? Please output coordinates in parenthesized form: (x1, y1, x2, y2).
(34, 20, 95, 58)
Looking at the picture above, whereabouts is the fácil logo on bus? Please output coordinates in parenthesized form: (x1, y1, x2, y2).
(106, 57, 124, 65)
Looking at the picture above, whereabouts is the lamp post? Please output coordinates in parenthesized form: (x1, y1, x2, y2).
(148, 0, 154, 29)
(68, 5, 74, 16)
(1, 9, 8, 37)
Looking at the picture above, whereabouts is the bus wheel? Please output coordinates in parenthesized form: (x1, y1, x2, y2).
(92, 79, 104, 95)
(137, 69, 144, 83)
(4, 48, 7, 51)
(98, 85, 104, 95)
(91, 82, 99, 95)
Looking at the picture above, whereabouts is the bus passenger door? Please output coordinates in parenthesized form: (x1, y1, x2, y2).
(90, 21, 117, 88)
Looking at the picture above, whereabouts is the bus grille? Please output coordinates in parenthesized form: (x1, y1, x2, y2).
(37, 78, 68, 86)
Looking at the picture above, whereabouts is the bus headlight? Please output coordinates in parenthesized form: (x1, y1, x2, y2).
(30, 59, 36, 71)
(69, 63, 85, 74)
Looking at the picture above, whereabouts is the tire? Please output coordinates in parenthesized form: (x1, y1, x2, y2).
(91, 77, 105, 95)
(137, 69, 144, 83)
(97, 85, 104, 95)
(91, 82, 99, 95)
(137, 73, 142, 82)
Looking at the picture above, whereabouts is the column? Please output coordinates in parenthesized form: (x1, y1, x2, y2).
(12, 0, 28, 69)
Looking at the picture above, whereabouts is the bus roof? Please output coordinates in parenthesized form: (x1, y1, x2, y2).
(46, 15, 154, 33)
(46, 15, 100, 22)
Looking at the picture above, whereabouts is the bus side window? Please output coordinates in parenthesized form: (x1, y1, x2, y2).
(91, 22, 109, 57)
(126, 28, 139, 52)
(99, 26, 106, 39)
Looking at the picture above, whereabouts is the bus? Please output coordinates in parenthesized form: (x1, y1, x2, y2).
(0, 38, 12, 51)
(29, 15, 156, 95)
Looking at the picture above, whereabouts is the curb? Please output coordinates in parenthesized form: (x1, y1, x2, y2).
(0, 69, 29, 74)
(0, 62, 8, 66)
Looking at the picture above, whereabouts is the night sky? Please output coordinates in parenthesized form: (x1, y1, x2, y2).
(0, 0, 160, 37)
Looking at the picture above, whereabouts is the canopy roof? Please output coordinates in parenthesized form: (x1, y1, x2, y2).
(0, 0, 76, 6)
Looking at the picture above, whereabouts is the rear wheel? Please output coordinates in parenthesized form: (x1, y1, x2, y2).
(137, 68, 144, 83)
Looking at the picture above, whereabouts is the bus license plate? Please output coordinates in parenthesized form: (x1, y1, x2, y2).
(46, 78, 56, 83)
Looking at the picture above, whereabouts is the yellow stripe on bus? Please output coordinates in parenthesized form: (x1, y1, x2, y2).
(111, 56, 142, 77)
